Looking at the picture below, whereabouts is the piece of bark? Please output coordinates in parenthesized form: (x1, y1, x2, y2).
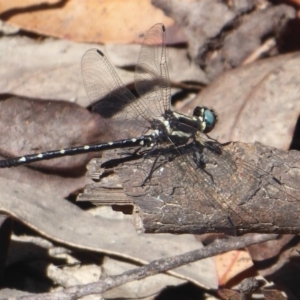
(78, 141, 300, 235)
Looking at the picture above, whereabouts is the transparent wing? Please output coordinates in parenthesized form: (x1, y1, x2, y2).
(134, 131, 297, 233)
(81, 24, 171, 140)
(135, 23, 171, 118)
(169, 137, 297, 232)
(81, 48, 149, 140)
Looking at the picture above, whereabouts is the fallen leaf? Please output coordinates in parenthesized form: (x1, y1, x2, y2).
(0, 177, 218, 290)
(0, 35, 198, 105)
(0, 96, 104, 170)
(184, 52, 300, 150)
(1, 0, 175, 43)
(215, 249, 253, 286)
(0, 35, 96, 104)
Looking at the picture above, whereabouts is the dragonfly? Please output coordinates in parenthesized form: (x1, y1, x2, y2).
(0, 24, 294, 233)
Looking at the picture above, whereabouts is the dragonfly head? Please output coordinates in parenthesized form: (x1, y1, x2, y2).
(193, 106, 217, 133)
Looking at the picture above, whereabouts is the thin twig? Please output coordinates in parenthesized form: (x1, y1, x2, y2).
(9, 233, 278, 300)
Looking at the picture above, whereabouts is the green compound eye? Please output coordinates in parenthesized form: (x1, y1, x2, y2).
(193, 106, 217, 133)
(203, 108, 216, 133)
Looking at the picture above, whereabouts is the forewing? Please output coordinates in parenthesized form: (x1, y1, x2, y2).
(81, 49, 149, 140)
(135, 23, 171, 118)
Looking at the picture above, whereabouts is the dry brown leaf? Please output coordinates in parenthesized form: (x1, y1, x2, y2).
(0, 35, 92, 104)
(0, 96, 116, 199)
(0, 177, 218, 290)
(184, 52, 300, 150)
(0, 96, 104, 170)
(0, 35, 197, 105)
(0, 165, 89, 199)
(214, 250, 253, 286)
(1, 0, 174, 43)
